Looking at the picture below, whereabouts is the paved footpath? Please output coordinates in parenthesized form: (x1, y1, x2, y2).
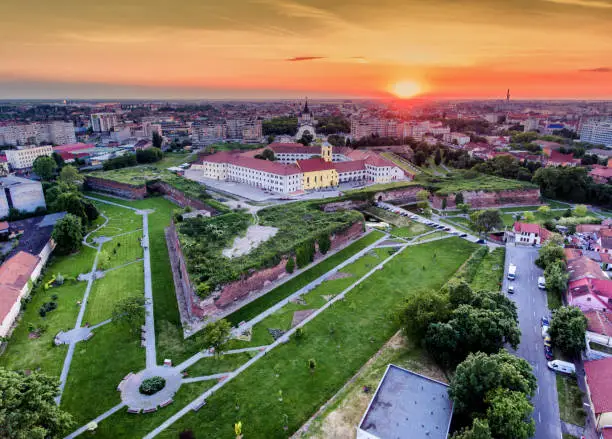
(231, 231, 390, 337)
(140, 212, 157, 368)
(143, 242, 410, 438)
(56, 242, 103, 405)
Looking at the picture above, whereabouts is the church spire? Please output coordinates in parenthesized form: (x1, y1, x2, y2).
(303, 97, 310, 114)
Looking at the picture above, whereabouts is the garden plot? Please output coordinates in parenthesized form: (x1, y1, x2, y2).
(222, 224, 278, 258)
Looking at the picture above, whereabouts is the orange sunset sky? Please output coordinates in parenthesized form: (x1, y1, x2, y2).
(1, 0, 612, 99)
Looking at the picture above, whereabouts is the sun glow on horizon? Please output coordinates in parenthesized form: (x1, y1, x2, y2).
(391, 80, 423, 98)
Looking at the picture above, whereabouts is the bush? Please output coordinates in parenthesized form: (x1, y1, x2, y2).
(285, 256, 295, 273)
(139, 376, 166, 395)
(39, 301, 57, 317)
(317, 233, 331, 255)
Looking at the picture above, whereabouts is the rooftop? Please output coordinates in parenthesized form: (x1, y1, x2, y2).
(359, 364, 453, 439)
(584, 357, 612, 414)
(0, 251, 40, 324)
(8, 212, 66, 258)
(297, 157, 336, 173)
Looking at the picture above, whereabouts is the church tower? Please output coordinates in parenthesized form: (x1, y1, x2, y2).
(321, 143, 333, 162)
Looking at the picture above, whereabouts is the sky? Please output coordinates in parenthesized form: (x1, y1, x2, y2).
(1, 0, 612, 100)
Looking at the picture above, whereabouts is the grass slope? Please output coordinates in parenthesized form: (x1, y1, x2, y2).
(156, 238, 476, 439)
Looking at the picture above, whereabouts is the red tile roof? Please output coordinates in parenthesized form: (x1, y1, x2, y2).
(0, 251, 39, 325)
(548, 150, 580, 165)
(603, 428, 612, 439)
(199, 151, 301, 175)
(333, 160, 366, 173)
(297, 158, 336, 172)
(514, 222, 540, 234)
(584, 310, 612, 336)
(0, 221, 8, 231)
(584, 357, 612, 414)
(591, 279, 612, 299)
(590, 167, 612, 180)
(577, 224, 605, 233)
(564, 248, 583, 261)
(568, 256, 608, 282)
(267, 143, 317, 154)
(53, 142, 94, 153)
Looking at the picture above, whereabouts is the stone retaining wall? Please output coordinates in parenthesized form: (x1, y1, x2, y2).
(85, 176, 147, 199)
(431, 188, 541, 209)
(148, 181, 215, 215)
(321, 199, 371, 212)
(375, 186, 424, 204)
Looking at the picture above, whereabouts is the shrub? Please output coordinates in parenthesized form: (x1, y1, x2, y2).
(139, 376, 166, 395)
(285, 256, 295, 274)
(39, 301, 58, 317)
(317, 233, 331, 255)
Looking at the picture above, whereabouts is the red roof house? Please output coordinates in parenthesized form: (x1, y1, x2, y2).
(584, 310, 612, 337)
(584, 357, 612, 431)
(513, 222, 552, 245)
(568, 277, 612, 312)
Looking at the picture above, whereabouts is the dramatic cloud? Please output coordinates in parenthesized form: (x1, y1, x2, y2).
(285, 56, 326, 62)
(542, 0, 612, 8)
(580, 67, 612, 72)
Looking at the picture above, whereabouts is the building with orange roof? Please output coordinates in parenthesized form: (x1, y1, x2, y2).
(513, 222, 553, 245)
(584, 357, 612, 432)
(0, 251, 40, 337)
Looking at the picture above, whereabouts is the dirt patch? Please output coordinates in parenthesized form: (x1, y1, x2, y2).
(222, 225, 278, 258)
(321, 295, 334, 302)
(291, 309, 316, 327)
(327, 272, 353, 281)
(235, 327, 252, 342)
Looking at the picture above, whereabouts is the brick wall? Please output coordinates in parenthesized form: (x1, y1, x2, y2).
(321, 199, 370, 212)
(375, 186, 424, 204)
(431, 188, 541, 209)
(85, 176, 147, 199)
(148, 181, 216, 215)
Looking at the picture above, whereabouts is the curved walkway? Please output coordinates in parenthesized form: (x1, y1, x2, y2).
(82, 213, 109, 249)
(120, 366, 182, 411)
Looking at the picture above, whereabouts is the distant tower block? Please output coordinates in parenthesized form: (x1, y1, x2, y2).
(506, 89, 511, 103)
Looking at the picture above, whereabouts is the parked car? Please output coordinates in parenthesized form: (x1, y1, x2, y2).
(541, 316, 550, 327)
(544, 345, 554, 360)
(542, 325, 549, 338)
(547, 360, 575, 375)
(460, 233, 468, 237)
(507, 285, 515, 294)
(544, 336, 552, 347)
(476, 239, 487, 244)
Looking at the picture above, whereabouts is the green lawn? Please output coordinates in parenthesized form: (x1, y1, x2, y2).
(61, 322, 145, 425)
(89, 202, 142, 241)
(556, 375, 586, 427)
(83, 261, 144, 325)
(156, 238, 476, 439)
(100, 231, 143, 269)
(223, 230, 385, 328)
(185, 353, 254, 377)
(413, 231, 448, 242)
(154, 152, 195, 169)
(389, 222, 431, 238)
(92, 380, 215, 438)
(471, 247, 506, 292)
(0, 247, 96, 376)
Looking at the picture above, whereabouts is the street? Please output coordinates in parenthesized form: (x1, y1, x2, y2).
(503, 245, 562, 439)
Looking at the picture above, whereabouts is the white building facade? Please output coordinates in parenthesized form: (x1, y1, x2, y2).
(91, 113, 118, 132)
(0, 121, 75, 146)
(5, 145, 53, 169)
(580, 120, 612, 147)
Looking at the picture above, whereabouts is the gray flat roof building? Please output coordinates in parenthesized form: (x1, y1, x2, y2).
(357, 364, 453, 439)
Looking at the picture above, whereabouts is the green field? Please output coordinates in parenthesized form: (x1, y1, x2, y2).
(556, 375, 586, 427)
(223, 230, 385, 329)
(185, 353, 253, 377)
(84, 261, 145, 324)
(470, 247, 506, 292)
(100, 231, 143, 269)
(389, 223, 431, 238)
(417, 172, 537, 196)
(153, 238, 476, 438)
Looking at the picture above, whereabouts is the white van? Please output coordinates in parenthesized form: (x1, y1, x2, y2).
(508, 264, 517, 281)
(538, 276, 546, 289)
(547, 360, 575, 375)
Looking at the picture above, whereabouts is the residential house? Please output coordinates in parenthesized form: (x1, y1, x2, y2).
(584, 357, 612, 433)
(513, 222, 552, 245)
(584, 310, 612, 337)
(568, 278, 612, 312)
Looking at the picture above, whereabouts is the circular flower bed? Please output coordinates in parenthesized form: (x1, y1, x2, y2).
(139, 376, 166, 395)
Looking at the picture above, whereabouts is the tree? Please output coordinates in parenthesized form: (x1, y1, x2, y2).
(52, 151, 65, 168)
(458, 203, 471, 214)
(573, 204, 588, 217)
(535, 241, 565, 269)
(452, 419, 493, 439)
(285, 256, 295, 274)
(51, 213, 83, 255)
(485, 389, 535, 439)
(32, 155, 57, 180)
(441, 197, 447, 210)
(544, 260, 568, 296)
(449, 350, 536, 417)
(448, 280, 475, 308)
(523, 211, 535, 222)
(317, 233, 331, 255)
(549, 306, 588, 356)
(434, 148, 442, 165)
(58, 165, 82, 187)
(425, 322, 460, 368)
(203, 319, 232, 353)
(136, 147, 163, 164)
(400, 289, 450, 340)
(298, 130, 314, 146)
(152, 131, 163, 149)
(0, 367, 74, 438)
(112, 296, 147, 333)
(537, 205, 552, 218)
(455, 192, 465, 205)
(416, 190, 430, 209)
(254, 148, 276, 161)
(308, 358, 317, 373)
(470, 209, 503, 234)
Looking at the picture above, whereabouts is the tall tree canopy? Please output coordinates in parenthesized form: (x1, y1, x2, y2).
(32, 156, 57, 181)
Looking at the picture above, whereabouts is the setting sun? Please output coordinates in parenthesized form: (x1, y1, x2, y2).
(391, 80, 422, 98)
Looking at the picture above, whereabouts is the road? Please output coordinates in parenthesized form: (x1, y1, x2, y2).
(503, 245, 562, 439)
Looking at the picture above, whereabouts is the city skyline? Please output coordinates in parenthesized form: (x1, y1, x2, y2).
(1, 0, 612, 99)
